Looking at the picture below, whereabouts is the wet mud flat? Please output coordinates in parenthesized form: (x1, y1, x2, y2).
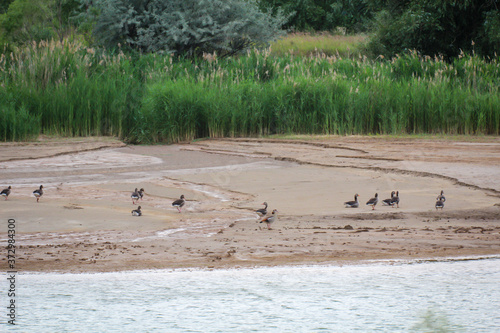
(1, 136, 499, 272)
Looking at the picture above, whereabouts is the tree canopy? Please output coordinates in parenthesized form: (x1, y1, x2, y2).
(0, 0, 79, 48)
(78, 0, 288, 57)
(368, 0, 500, 59)
(0, 0, 498, 59)
(258, 0, 373, 32)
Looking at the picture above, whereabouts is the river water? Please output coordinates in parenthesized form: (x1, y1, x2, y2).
(2, 257, 499, 332)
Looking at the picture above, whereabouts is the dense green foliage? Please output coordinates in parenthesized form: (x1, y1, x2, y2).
(2, 0, 499, 59)
(0, 0, 79, 49)
(0, 0, 14, 14)
(77, 0, 287, 57)
(363, 0, 500, 59)
(259, 0, 500, 58)
(258, 0, 372, 32)
(2, 41, 499, 142)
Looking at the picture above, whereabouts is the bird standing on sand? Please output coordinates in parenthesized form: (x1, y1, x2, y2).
(33, 185, 44, 203)
(435, 198, 445, 210)
(139, 188, 145, 200)
(435, 190, 445, 210)
(391, 191, 400, 208)
(344, 194, 360, 208)
(366, 193, 379, 210)
(436, 190, 446, 203)
(132, 206, 142, 216)
(260, 209, 278, 230)
(131, 188, 140, 204)
(1, 186, 11, 200)
(256, 202, 268, 216)
(172, 195, 185, 213)
(382, 191, 395, 206)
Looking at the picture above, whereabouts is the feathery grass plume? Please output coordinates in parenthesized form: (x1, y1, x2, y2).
(0, 39, 142, 140)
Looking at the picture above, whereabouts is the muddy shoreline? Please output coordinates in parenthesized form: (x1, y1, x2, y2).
(1, 136, 499, 273)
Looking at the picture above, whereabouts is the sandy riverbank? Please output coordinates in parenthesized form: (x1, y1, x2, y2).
(1, 136, 499, 273)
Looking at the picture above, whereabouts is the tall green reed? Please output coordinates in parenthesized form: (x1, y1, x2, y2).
(1, 40, 141, 140)
(1, 39, 499, 142)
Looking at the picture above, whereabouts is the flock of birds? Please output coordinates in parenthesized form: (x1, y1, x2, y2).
(0, 185, 44, 202)
(0, 185, 187, 217)
(129, 188, 186, 217)
(343, 191, 400, 209)
(130, 188, 186, 217)
(249, 190, 444, 230)
(0, 185, 446, 228)
(342, 190, 446, 210)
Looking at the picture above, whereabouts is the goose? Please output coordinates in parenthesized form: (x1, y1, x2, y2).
(33, 185, 44, 203)
(132, 206, 142, 216)
(366, 193, 379, 210)
(382, 191, 395, 206)
(139, 188, 145, 200)
(131, 188, 140, 204)
(260, 209, 278, 230)
(1, 186, 11, 200)
(172, 195, 185, 213)
(435, 198, 445, 210)
(436, 190, 446, 202)
(391, 191, 400, 208)
(256, 202, 268, 216)
(344, 194, 360, 208)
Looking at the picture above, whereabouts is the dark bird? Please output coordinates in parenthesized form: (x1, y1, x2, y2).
(132, 206, 142, 216)
(382, 191, 395, 206)
(260, 209, 278, 230)
(33, 185, 44, 203)
(256, 202, 268, 216)
(1, 186, 11, 200)
(344, 194, 360, 208)
(435, 198, 445, 210)
(131, 188, 140, 204)
(172, 195, 185, 213)
(436, 190, 446, 203)
(391, 191, 400, 208)
(366, 193, 379, 210)
(139, 188, 145, 200)
(435, 191, 445, 210)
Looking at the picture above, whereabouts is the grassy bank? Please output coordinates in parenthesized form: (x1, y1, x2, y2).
(1, 40, 499, 142)
(270, 32, 367, 57)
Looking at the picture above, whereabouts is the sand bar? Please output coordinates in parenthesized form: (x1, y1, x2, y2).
(1, 136, 499, 273)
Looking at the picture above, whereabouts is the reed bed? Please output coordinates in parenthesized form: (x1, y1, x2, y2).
(0, 40, 141, 140)
(1, 40, 499, 142)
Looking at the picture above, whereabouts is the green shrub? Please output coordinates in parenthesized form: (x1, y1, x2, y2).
(81, 0, 287, 57)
